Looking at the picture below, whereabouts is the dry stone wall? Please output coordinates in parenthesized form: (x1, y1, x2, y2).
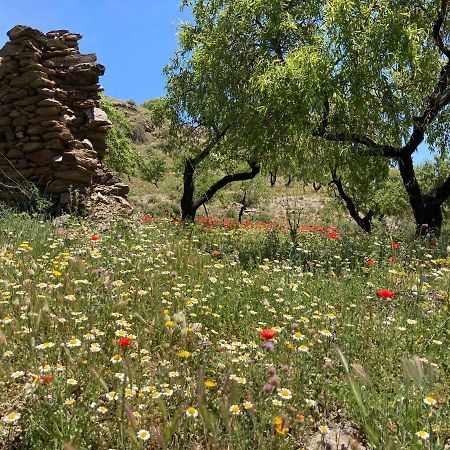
(0, 25, 128, 208)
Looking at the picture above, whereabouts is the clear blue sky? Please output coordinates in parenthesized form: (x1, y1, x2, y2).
(0, 0, 431, 163)
(0, 0, 187, 104)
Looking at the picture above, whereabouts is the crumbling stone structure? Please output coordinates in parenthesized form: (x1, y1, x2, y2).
(0, 25, 128, 209)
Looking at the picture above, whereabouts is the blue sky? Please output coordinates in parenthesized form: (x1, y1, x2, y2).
(0, 0, 431, 163)
(0, 0, 186, 104)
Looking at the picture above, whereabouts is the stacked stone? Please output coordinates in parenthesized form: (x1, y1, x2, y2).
(0, 25, 128, 207)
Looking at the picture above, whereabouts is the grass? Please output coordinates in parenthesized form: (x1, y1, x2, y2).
(0, 211, 449, 449)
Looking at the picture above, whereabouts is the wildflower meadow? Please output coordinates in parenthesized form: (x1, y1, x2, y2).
(0, 211, 449, 449)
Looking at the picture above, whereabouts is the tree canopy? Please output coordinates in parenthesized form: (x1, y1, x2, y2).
(166, 0, 450, 229)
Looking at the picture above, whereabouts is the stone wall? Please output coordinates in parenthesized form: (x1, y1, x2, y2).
(0, 25, 128, 209)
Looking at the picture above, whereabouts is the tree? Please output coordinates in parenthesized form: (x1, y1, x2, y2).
(176, 0, 450, 231)
(164, 0, 311, 220)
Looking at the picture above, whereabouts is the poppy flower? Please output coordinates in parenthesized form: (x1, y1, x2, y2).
(328, 231, 338, 239)
(367, 259, 375, 266)
(260, 329, 277, 340)
(211, 250, 221, 257)
(118, 337, 132, 347)
(91, 234, 100, 241)
(377, 289, 394, 299)
(40, 375, 54, 385)
(390, 242, 399, 249)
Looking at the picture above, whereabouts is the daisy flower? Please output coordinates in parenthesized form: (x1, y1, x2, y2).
(66, 338, 81, 348)
(416, 430, 429, 440)
(105, 391, 119, 401)
(186, 407, 199, 418)
(423, 396, 437, 406)
(278, 388, 292, 400)
(36, 342, 55, 350)
(137, 429, 151, 441)
(229, 405, 241, 415)
(2, 412, 21, 423)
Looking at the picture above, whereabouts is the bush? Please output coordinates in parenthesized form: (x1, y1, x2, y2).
(100, 97, 140, 176)
(138, 154, 167, 187)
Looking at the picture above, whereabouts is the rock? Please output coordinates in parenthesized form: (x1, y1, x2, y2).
(0, 43, 25, 57)
(46, 38, 67, 49)
(37, 98, 61, 107)
(13, 95, 44, 107)
(26, 148, 56, 164)
(0, 116, 11, 126)
(29, 78, 55, 89)
(36, 106, 61, 116)
(60, 150, 98, 171)
(7, 25, 45, 42)
(22, 142, 44, 152)
(43, 53, 96, 69)
(54, 166, 93, 183)
(85, 107, 111, 128)
(6, 148, 23, 158)
(10, 70, 49, 87)
(12, 116, 29, 127)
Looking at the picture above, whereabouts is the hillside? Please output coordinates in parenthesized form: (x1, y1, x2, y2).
(101, 97, 337, 225)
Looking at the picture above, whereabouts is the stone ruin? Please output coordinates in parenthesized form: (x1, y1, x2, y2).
(0, 25, 129, 212)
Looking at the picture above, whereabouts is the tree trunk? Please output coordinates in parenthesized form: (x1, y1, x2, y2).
(238, 192, 247, 223)
(269, 170, 277, 187)
(180, 159, 260, 221)
(422, 201, 443, 233)
(180, 158, 196, 221)
(398, 154, 445, 234)
(330, 172, 374, 232)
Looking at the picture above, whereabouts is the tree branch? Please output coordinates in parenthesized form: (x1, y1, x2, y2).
(401, 0, 450, 155)
(193, 161, 260, 210)
(330, 168, 373, 232)
(313, 97, 401, 157)
(433, 0, 450, 58)
(190, 125, 230, 168)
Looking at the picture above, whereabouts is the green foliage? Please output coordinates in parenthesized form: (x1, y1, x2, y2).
(230, 175, 272, 209)
(100, 96, 140, 176)
(138, 152, 167, 187)
(141, 97, 169, 127)
(0, 181, 53, 217)
(169, 0, 450, 223)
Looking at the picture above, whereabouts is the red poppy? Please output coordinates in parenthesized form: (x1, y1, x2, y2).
(328, 231, 338, 239)
(211, 250, 221, 257)
(367, 259, 375, 266)
(91, 234, 100, 241)
(139, 215, 152, 223)
(377, 289, 394, 299)
(118, 337, 132, 347)
(40, 375, 54, 385)
(260, 329, 277, 340)
(390, 242, 399, 249)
